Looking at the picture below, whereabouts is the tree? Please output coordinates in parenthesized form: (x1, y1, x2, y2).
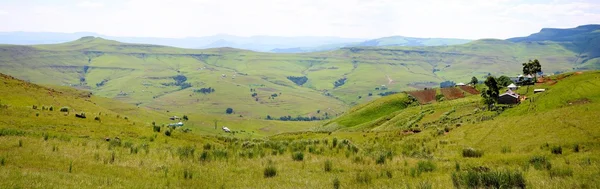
(523, 59, 542, 80)
(496, 75, 512, 87)
(226, 108, 233, 114)
(481, 76, 499, 110)
(470, 76, 478, 85)
(182, 115, 188, 121)
(440, 80, 456, 88)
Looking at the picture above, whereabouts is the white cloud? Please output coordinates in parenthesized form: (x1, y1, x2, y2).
(77, 1, 104, 8)
(0, 0, 598, 39)
(0, 10, 7, 15)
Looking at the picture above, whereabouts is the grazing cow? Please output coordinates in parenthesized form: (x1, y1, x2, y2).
(222, 126, 231, 133)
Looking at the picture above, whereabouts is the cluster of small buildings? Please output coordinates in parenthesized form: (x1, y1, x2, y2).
(498, 75, 545, 105)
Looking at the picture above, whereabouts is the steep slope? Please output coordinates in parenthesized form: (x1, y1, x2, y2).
(508, 24, 600, 68)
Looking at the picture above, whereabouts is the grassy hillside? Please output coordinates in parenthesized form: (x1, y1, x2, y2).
(1, 69, 599, 188)
(0, 25, 598, 118)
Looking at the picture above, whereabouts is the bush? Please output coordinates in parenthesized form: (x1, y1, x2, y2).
(264, 163, 277, 178)
(417, 160, 436, 173)
(551, 146, 562, 154)
(153, 125, 161, 133)
(18, 139, 22, 147)
(164, 129, 172, 136)
(355, 172, 372, 184)
(332, 138, 338, 148)
(60, 107, 69, 112)
(452, 169, 526, 189)
(529, 156, 552, 170)
(333, 178, 340, 189)
(324, 160, 332, 172)
(177, 145, 196, 160)
(292, 151, 304, 161)
(462, 148, 484, 158)
(501, 146, 511, 154)
(183, 168, 193, 179)
(573, 144, 580, 152)
(549, 167, 574, 178)
(49, 106, 54, 111)
(376, 154, 386, 165)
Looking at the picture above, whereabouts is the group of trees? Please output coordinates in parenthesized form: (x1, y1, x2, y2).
(162, 75, 192, 89)
(378, 91, 398, 96)
(334, 78, 347, 88)
(480, 59, 542, 109)
(266, 115, 325, 121)
(194, 87, 215, 94)
(440, 81, 456, 88)
(287, 76, 308, 86)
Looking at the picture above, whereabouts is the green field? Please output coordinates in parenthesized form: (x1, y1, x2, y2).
(0, 25, 598, 118)
(1, 70, 599, 188)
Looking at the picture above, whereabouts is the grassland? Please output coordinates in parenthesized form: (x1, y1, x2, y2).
(1, 26, 598, 118)
(1, 70, 599, 188)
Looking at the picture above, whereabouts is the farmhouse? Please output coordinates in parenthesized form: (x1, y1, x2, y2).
(534, 89, 546, 93)
(507, 83, 518, 91)
(498, 90, 520, 104)
(168, 122, 184, 127)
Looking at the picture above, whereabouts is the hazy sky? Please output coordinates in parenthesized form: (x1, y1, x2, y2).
(0, 0, 598, 39)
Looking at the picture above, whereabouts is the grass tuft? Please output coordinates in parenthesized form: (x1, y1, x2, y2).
(462, 148, 483, 158)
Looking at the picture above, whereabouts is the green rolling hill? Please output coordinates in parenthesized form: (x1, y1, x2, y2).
(0, 25, 598, 119)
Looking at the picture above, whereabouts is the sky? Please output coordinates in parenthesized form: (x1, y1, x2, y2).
(0, 0, 599, 39)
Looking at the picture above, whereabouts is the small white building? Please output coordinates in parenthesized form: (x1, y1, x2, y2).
(534, 89, 546, 93)
(222, 126, 231, 133)
(456, 83, 466, 86)
(507, 83, 518, 91)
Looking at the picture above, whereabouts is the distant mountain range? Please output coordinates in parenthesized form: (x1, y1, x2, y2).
(0, 32, 472, 53)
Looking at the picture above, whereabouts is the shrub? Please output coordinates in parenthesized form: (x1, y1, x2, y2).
(417, 160, 436, 173)
(355, 172, 372, 184)
(551, 146, 562, 154)
(549, 167, 574, 178)
(183, 168, 193, 179)
(94, 116, 101, 121)
(49, 106, 54, 111)
(573, 144, 580, 152)
(199, 151, 210, 162)
(68, 161, 73, 173)
(264, 163, 277, 178)
(36, 112, 39, 117)
(0, 157, 5, 166)
(212, 149, 229, 160)
(292, 151, 304, 161)
(462, 148, 483, 158)
(18, 139, 22, 147)
(153, 125, 161, 132)
(501, 146, 511, 154)
(376, 154, 386, 165)
(333, 178, 340, 189)
(43, 133, 49, 141)
(60, 107, 69, 112)
(32, 105, 38, 110)
(332, 138, 338, 148)
(324, 160, 333, 172)
(451, 169, 526, 189)
(164, 129, 172, 136)
(177, 145, 196, 160)
(203, 143, 212, 150)
(529, 156, 552, 170)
